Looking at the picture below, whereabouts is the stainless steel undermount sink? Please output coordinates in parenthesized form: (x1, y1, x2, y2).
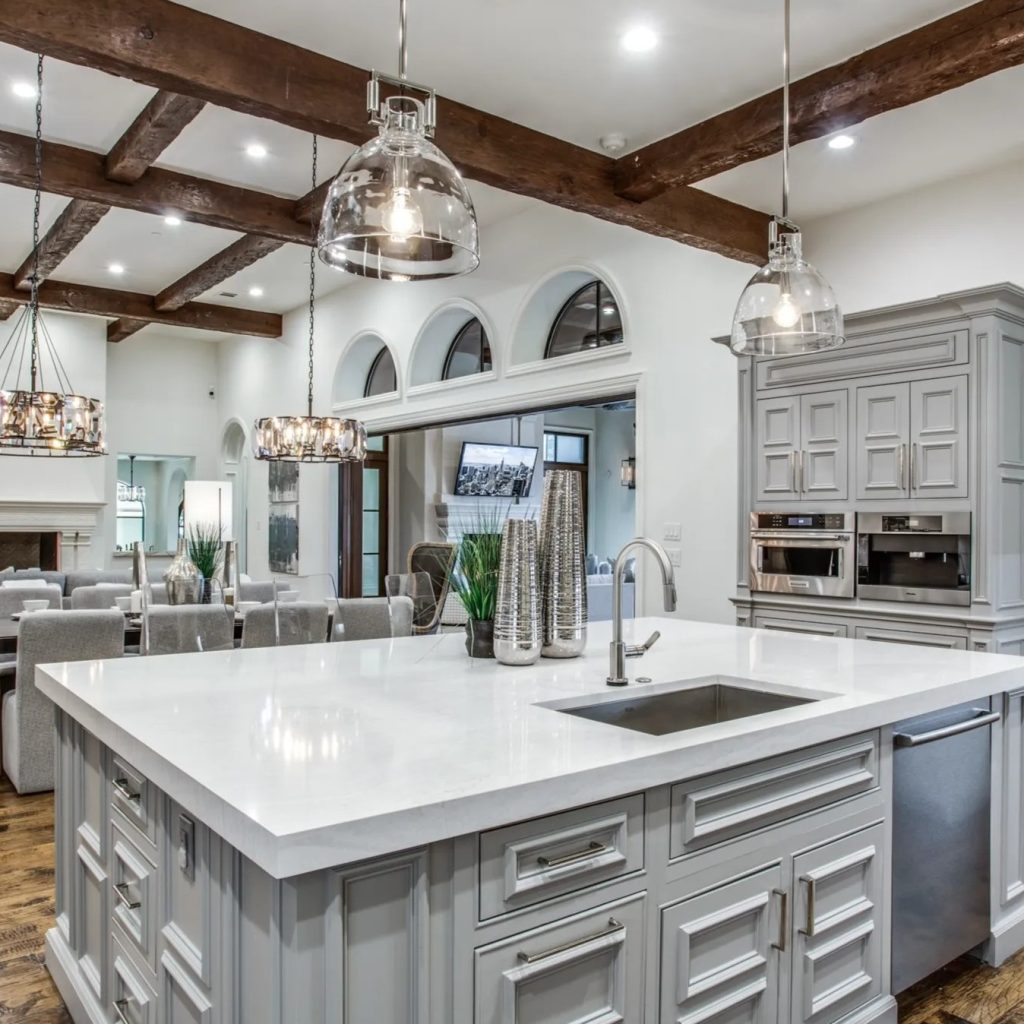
(543, 677, 820, 736)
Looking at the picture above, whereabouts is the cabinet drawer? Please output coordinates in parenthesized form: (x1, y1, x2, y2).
(112, 936, 157, 1024)
(110, 753, 157, 853)
(753, 614, 849, 639)
(111, 820, 158, 977)
(478, 794, 644, 921)
(474, 893, 645, 1024)
(853, 625, 967, 650)
(670, 735, 879, 858)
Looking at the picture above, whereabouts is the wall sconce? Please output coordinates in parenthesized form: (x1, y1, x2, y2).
(620, 457, 636, 490)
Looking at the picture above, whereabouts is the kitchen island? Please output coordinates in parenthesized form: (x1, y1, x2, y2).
(35, 618, 1024, 1024)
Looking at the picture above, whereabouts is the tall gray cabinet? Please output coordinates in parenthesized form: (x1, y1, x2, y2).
(725, 284, 1024, 653)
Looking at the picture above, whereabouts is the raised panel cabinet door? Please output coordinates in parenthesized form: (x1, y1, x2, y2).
(474, 894, 645, 1024)
(856, 383, 909, 500)
(791, 823, 885, 1024)
(852, 625, 968, 650)
(756, 397, 800, 502)
(751, 615, 849, 638)
(800, 390, 848, 500)
(660, 864, 784, 1024)
(910, 375, 968, 498)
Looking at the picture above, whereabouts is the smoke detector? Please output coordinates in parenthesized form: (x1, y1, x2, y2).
(600, 133, 628, 154)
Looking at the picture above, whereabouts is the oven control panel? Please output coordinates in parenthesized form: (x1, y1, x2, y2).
(754, 513, 850, 531)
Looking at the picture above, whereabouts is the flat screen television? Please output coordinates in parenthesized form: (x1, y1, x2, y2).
(454, 442, 538, 498)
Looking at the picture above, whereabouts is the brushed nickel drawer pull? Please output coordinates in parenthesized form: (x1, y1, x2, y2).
(517, 917, 623, 964)
(772, 888, 788, 952)
(113, 998, 133, 1024)
(114, 881, 141, 911)
(537, 840, 607, 869)
(800, 876, 816, 936)
(113, 777, 141, 803)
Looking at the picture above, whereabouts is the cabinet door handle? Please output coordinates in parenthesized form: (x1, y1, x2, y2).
(894, 709, 1000, 747)
(772, 888, 788, 951)
(898, 443, 907, 490)
(537, 840, 608, 869)
(517, 917, 623, 964)
(113, 777, 141, 803)
(113, 998, 133, 1024)
(113, 881, 141, 911)
(799, 876, 816, 936)
(799, 450, 805, 494)
(790, 451, 797, 493)
(910, 442, 918, 490)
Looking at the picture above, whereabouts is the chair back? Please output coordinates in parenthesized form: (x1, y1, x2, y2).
(241, 602, 330, 649)
(144, 604, 234, 655)
(406, 542, 457, 635)
(7, 609, 124, 793)
(237, 581, 277, 604)
(334, 596, 413, 642)
(71, 584, 133, 609)
(0, 583, 63, 618)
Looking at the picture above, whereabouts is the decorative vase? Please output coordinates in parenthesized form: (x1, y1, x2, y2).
(164, 538, 202, 605)
(494, 519, 541, 666)
(465, 619, 495, 659)
(540, 469, 587, 658)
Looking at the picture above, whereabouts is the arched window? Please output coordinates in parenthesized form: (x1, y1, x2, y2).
(544, 280, 623, 359)
(442, 318, 492, 380)
(364, 346, 397, 398)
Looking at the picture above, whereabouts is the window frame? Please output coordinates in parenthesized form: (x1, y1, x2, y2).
(441, 317, 493, 381)
(543, 280, 624, 360)
(364, 346, 398, 399)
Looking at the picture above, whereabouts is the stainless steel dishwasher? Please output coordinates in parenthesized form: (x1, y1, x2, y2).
(892, 699, 1000, 993)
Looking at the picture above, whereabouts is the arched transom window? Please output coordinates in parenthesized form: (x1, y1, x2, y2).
(364, 346, 398, 398)
(442, 317, 492, 380)
(545, 280, 623, 359)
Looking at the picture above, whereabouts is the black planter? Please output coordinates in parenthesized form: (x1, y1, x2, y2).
(465, 619, 495, 659)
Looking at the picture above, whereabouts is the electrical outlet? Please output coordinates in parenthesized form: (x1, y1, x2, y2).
(665, 547, 682, 568)
(663, 523, 682, 541)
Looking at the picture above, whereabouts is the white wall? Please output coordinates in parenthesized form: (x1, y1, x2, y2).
(218, 202, 751, 620)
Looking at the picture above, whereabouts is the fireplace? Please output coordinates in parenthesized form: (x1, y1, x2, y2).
(0, 531, 61, 570)
(0, 501, 103, 570)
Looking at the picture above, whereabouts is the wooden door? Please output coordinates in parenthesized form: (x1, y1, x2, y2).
(856, 383, 909, 500)
(910, 375, 968, 498)
(800, 390, 848, 501)
(756, 397, 801, 502)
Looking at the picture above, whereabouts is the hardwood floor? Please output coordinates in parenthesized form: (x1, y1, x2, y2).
(1, 769, 1024, 1024)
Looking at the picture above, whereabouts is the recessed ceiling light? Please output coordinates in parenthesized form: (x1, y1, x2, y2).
(621, 26, 658, 53)
(828, 134, 856, 150)
(163, 214, 182, 226)
(11, 81, 37, 99)
(245, 142, 268, 160)
(108, 263, 125, 276)
(248, 285, 264, 298)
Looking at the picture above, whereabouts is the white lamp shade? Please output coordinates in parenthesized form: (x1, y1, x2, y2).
(183, 481, 233, 540)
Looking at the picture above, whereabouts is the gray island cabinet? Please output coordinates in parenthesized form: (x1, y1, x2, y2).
(34, 619, 1024, 1024)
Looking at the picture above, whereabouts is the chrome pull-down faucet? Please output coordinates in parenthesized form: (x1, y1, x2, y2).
(607, 538, 678, 686)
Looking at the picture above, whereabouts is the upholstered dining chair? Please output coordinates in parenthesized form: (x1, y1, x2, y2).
(70, 584, 133, 609)
(0, 583, 63, 618)
(406, 542, 457, 636)
(144, 605, 234, 656)
(1, 609, 125, 794)
(237, 581, 277, 604)
(241, 602, 330, 649)
(332, 597, 413, 642)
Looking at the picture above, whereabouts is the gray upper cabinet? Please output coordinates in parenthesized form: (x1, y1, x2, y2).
(756, 391, 848, 503)
(856, 375, 967, 500)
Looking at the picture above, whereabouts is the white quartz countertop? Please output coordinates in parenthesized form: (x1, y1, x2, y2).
(36, 617, 1024, 878)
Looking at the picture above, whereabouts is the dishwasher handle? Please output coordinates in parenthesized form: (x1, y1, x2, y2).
(893, 709, 1000, 748)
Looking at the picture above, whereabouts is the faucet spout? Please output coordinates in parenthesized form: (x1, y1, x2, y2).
(607, 537, 677, 687)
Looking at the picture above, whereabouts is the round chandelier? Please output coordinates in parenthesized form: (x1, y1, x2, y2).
(317, 0, 479, 281)
(729, 0, 844, 358)
(254, 137, 367, 464)
(0, 56, 106, 457)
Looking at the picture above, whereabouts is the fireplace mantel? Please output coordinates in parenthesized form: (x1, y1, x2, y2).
(0, 500, 104, 570)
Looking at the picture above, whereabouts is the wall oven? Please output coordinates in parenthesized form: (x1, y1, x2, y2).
(749, 512, 856, 599)
(856, 512, 971, 606)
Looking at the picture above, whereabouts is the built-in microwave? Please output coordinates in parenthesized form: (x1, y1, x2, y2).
(749, 512, 856, 599)
(856, 512, 971, 606)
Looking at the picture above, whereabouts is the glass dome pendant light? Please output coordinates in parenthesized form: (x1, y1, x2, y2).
(0, 55, 106, 457)
(253, 140, 367, 463)
(317, 0, 480, 281)
(729, 0, 844, 357)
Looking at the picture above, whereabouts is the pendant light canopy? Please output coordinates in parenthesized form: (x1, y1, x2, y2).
(254, 139, 367, 464)
(729, 0, 844, 358)
(0, 56, 106, 457)
(318, 0, 479, 281)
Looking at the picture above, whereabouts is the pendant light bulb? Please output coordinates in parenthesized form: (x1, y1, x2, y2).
(381, 186, 424, 244)
(772, 292, 801, 329)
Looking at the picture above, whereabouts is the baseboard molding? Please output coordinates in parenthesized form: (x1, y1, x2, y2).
(44, 928, 106, 1024)
(987, 903, 1024, 966)
(838, 995, 898, 1024)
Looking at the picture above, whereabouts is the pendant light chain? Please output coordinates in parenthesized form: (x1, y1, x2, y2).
(398, 0, 408, 80)
(307, 134, 317, 418)
(29, 54, 44, 393)
(781, 0, 790, 222)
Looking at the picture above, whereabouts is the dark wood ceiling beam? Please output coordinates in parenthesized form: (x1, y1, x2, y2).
(615, 0, 1024, 200)
(105, 91, 205, 183)
(0, 129, 308, 244)
(12, 199, 110, 290)
(0, 273, 281, 338)
(155, 235, 284, 311)
(0, 0, 769, 263)
(107, 318, 149, 343)
(0, 299, 18, 321)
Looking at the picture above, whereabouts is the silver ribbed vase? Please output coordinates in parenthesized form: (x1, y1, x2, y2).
(494, 519, 541, 666)
(540, 469, 587, 658)
(164, 538, 202, 605)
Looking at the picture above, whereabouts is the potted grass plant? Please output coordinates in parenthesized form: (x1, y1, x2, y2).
(449, 507, 506, 658)
(187, 523, 223, 604)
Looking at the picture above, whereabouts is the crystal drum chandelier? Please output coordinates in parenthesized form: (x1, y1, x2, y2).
(318, 0, 479, 281)
(0, 56, 106, 457)
(254, 138, 367, 464)
(729, 0, 844, 357)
